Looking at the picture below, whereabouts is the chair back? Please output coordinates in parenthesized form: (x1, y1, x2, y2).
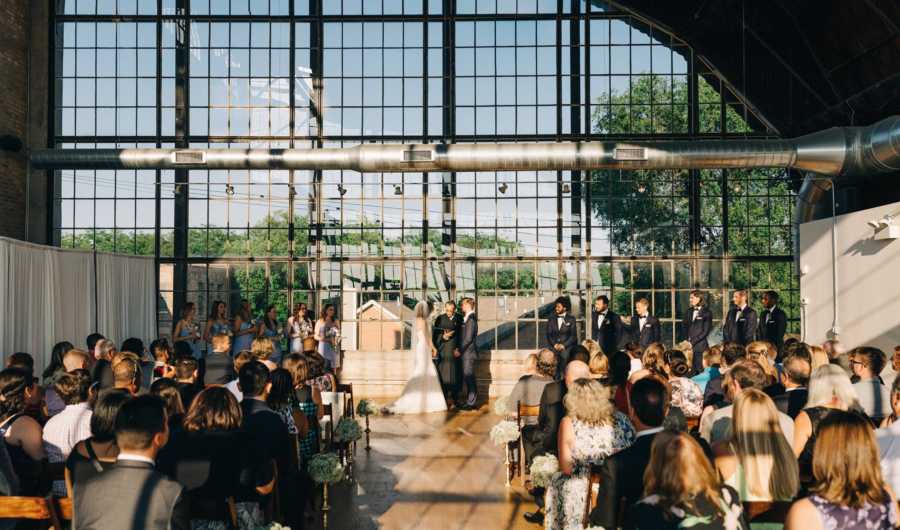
(516, 401, 540, 429)
(742, 501, 791, 524)
(0, 496, 60, 527)
(321, 403, 336, 445)
(321, 391, 346, 421)
(53, 497, 73, 522)
(582, 466, 602, 527)
(336, 383, 355, 417)
(686, 416, 700, 432)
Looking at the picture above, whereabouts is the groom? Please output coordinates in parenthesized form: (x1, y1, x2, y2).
(456, 297, 478, 410)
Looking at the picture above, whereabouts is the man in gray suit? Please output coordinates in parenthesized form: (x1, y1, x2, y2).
(456, 297, 479, 410)
(74, 395, 188, 530)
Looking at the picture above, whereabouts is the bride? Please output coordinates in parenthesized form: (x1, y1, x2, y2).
(387, 300, 448, 414)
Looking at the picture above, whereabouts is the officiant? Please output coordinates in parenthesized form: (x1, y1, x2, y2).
(433, 300, 462, 404)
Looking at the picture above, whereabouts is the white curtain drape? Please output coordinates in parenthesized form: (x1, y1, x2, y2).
(0, 237, 156, 375)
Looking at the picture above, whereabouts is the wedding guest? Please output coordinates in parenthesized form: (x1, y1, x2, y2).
(770, 353, 811, 419)
(851, 347, 892, 421)
(582, 338, 602, 358)
(588, 351, 609, 381)
(664, 351, 703, 418)
(224, 350, 253, 402)
(544, 378, 634, 530)
(610, 351, 632, 413)
(8, 352, 45, 420)
(250, 336, 275, 362)
(590, 377, 668, 528)
(757, 290, 787, 353)
(232, 302, 258, 357)
(42, 340, 75, 385)
(0, 368, 45, 495)
(173, 302, 202, 361)
(267, 368, 300, 439)
(591, 295, 623, 359)
(305, 353, 336, 393)
(683, 290, 713, 374)
(700, 360, 794, 445)
(73, 395, 188, 530)
(112, 354, 141, 395)
(287, 302, 314, 354)
(506, 349, 556, 423)
(158, 387, 274, 529)
(624, 341, 643, 375)
(150, 378, 185, 433)
(823, 339, 850, 375)
(546, 296, 578, 367)
(314, 304, 341, 371)
(723, 289, 757, 346)
(42, 369, 92, 496)
(793, 364, 861, 479)
(747, 341, 779, 388)
(785, 411, 898, 530)
(205, 333, 233, 385)
(65, 388, 131, 496)
(45, 343, 83, 417)
(703, 343, 747, 408)
(629, 342, 667, 384)
(629, 298, 661, 349)
(712, 389, 799, 502)
(149, 339, 174, 382)
(257, 305, 283, 363)
(92, 338, 117, 388)
(810, 345, 830, 370)
(877, 378, 900, 494)
(86, 333, 105, 363)
(626, 431, 748, 529)
(284, 354, 323, 461)
(692, 345, 722, 394)
(173, 358, 200, 410)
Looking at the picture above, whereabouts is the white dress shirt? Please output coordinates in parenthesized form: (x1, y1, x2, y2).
(735, 305, 747, 321)
(556, 313, 567, 329)
(638, 315, 648, 329)
(224, 378, 243, 402)
(878, 421, 900, 496)
(597, 311, 606, 328)
(43, 401, 93, 496)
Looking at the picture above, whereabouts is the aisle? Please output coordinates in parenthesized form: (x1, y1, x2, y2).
(320, 405, 538, 530)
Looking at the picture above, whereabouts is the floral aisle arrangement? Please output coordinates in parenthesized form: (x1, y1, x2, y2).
(309, 453, 345, 484)
(529, 454, 560, 489)
(489, 420, 520, 446)
(253, 524, 291, 530)
(492, 396, 510, 418)
(356, 399, 380, 417)
(334, 417, 363, 443)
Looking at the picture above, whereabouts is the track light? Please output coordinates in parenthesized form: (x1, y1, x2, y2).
(637, 183, 646, 194)
(498, 182, 508, 194)
(337, 184, 347, 196)
(867, 215, 894, 230)
(394, 184, 403, 196)
(561, 183, 571, 194)
(225, 184, 235, 196)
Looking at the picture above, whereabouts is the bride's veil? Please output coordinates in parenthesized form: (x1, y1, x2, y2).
(410, 300, 432, 353)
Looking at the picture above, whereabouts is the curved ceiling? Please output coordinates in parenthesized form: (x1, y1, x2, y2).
(614, 0, 900, 136)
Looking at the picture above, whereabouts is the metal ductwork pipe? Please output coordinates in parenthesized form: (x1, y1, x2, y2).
(31, 116, 900, 175)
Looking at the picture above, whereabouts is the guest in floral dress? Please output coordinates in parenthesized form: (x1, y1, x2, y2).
(786, 410, 898, 530)
(665, 351, 704, 418)
(284, 354, 323, 462)
(627, 430, 749, 530)
(544, 378, 635, 530)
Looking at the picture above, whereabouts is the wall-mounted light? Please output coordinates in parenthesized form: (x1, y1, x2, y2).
(225, 184, 235, 196)
(337, 184, 347, 196)
(498, 182, 508, 194)
(394, 184, 403, 196)
(637, 183, 646, 194)
(867, 214, 899, 240)
(561, 183, 571, 194)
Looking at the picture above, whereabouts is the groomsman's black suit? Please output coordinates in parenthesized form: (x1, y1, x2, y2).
(590, 430, 660, 529)
(433, 312, 462, 399)
(723, 305, 758, 345)
(758, 305, 787, 353)
(591, 308, 623, 355)
(459, 312, 479, 407)
(683, 305, 713, 373)
(546, 313, 578, 367)
(628, 314, 661, 349)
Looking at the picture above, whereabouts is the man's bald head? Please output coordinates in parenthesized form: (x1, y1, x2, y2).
(565, 360, 591, 387)
(63, 349, 90, 372)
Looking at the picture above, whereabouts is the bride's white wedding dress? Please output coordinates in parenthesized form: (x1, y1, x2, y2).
(388, 317, 447, 414)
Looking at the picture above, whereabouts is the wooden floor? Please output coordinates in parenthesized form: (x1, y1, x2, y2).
(316, 405, 537, 530)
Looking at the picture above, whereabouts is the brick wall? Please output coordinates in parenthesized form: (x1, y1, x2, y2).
(0, 0, 28, 240)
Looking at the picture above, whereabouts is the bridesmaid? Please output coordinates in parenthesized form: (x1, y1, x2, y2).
(231, 303, 257, 357)
(203, 300, 231, 344)
(173, 302, 202, 360)
(258, 305, 283, 364)
(314, 305, 341, 372)
(287, 303, 313, 354)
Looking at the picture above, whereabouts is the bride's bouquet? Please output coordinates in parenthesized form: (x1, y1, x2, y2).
(334, 417, 363, 443)
(530, 454, 559, 488)
(489, 420, 520, 446)
(327, 326, 341, 346)
(308, 453, 345, 484)
(492, 396, 510, 418)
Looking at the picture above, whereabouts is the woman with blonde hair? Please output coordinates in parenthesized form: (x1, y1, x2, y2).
(713, 389, 799, 501)
(522, 353, 538, 376)
(629, 342, 667, 384)
(809, 345, 830, 370)
(582, 338, 603, 358)
(747, 341, 778, 387)
(628, 431, 748, 529)
(544, 378, 634, 530)
(250, 336, 275, 361)
(785, 411, 898, 530)
(588, 352, 609, 380)
(794, 364, 861, 478)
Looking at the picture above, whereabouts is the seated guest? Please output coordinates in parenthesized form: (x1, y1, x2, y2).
(86, 333, 105, 361)
(522, 356, 591, 524)
(713, 389, 799, 501)
(691, 345, 722, 394)
(703, 343, 747, 408)
(112, 353, 142, 395)
(92, 338, 117, 388)
(150, 378, 185, 433)
(267, 368, 300, 438)
(786, 411, 898, 530)
(664, 350, 703, 418)
(506, 349, 557, 422)
(149, 338, 174, 381)
(521, 352, 539, 376)
(629, 342, 667, 383)
(158, 387, 274, 528)
(626, 430, 748, 529)
(0, 368, 46, 495)
(173, 358, 200, 410)
(224, 350, 253, 402)
(46, 348, 90, 418)
(304, 352, 337, 393)
(823, 339, 850, 375)
(65, 389, 132, 496)
(121, 337, 154, 391)
(250, 337, 275, 362)
(42, 341, 75, 416)
(283, 354, 323, 462)
(590, 378, 668, 529)
(877, 377, 900, 495)
(746, 341, 779, 390)
(544, 378, 634, 530)
(7, 352, 45, 420)
(205, 334, 233, 385)
(73, 395, 188, 530)
(699, 360, 794, 445)
(770, 354, 811, 418)
(809, 345, 830, 371)
(42, 369, 92, 496)
(624, 341, 643, 376)
(850, 347, 892, 421)
(588, 351, 609, 381)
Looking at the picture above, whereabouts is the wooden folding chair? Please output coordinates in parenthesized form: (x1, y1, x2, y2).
(336, 383, 355, 418)
(321, 403, 335, 450)
(742, 501, 792, 524)
(0, 496, 61, 529)
(516, 401, 540, 478)
(581, 466, 602, 527)
(52, 497, 72, 523)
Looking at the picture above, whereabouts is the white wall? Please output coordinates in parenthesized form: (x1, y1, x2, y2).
(799, 201, 900, 352)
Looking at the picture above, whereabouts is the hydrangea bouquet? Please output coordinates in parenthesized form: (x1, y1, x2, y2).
(308, 453, 345, 484)
(334, 417, 363, 443)
(530, 454, 559, 488)
(489, 420, 520, 446)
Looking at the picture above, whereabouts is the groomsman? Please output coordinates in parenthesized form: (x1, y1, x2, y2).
(546, 297, 578, 369)
(456, 298, 479, 410)
(682, 290, 712, 374)
(433, 301, 462, 406)
(629, 298, 661, 349)
(758, 290, 787, 354)
(591, 295, 622, 355)
(723, 289, 757, 346)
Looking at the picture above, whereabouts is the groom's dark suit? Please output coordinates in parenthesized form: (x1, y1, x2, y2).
(459, 312, 478, 407)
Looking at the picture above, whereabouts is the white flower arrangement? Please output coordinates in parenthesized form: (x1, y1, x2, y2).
(492, 396, 510, 417)
(308, 453, 345, 484)
(489, 420, 520, 446)
(334, 417, 363, 443)
(529, 454, 559, 488)
(356, 399, 380, 416)
(254, 524, 291, 530)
